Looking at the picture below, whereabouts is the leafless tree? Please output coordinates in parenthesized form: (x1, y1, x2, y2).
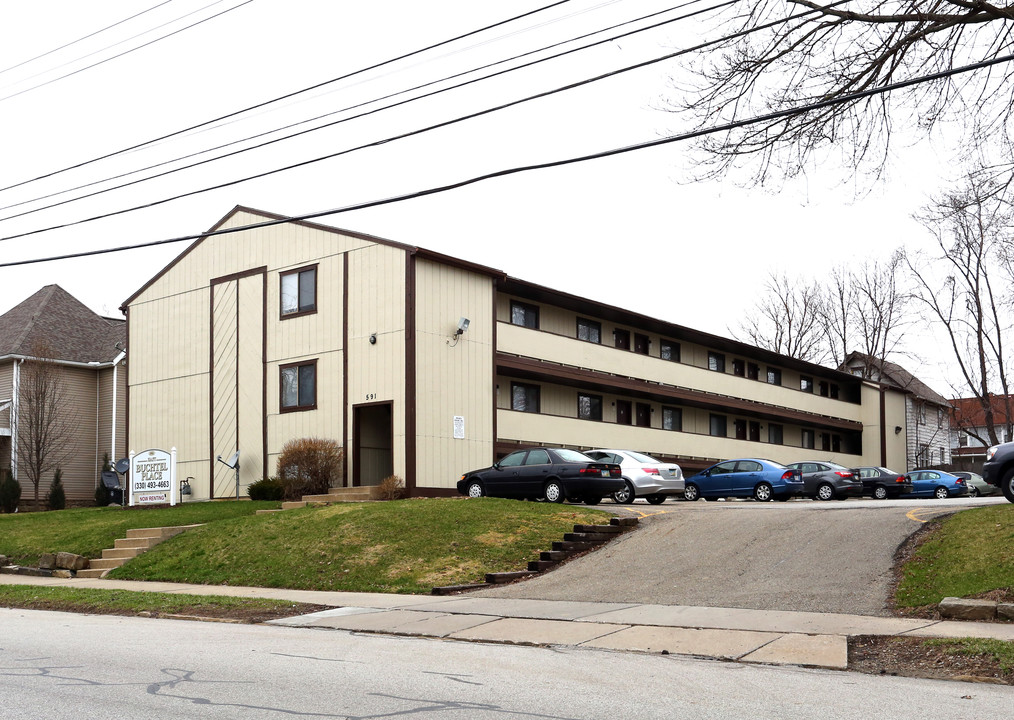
(905, 173, 1014, 446)
(16, 341, 72, 508)
(737, 256, 910, 372)
(733, 271, 827, 362)
(664, 0, 1014, 187)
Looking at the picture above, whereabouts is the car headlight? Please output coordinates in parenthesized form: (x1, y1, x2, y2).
(986, 445, 999, 462)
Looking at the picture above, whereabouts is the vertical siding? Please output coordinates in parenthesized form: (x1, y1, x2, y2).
(236, 274, 265, 489)
(414, 259, 494, 489)
(0, 361, 12, 433)
(346, 245, 406, 483)
(211, 281, 239, 497)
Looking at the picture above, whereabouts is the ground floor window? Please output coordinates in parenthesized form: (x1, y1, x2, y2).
(512, 382, 540, 413)
(280, 360, 316, 411)
(578, 393, 602, 421)
(662, 407, 682, 431)
(709, 414, 727, 437)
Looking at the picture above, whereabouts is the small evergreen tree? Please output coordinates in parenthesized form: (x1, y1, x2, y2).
(95, 453, 111, 506)
(47, 468, 66, 511)
(0, 469, 20, 513)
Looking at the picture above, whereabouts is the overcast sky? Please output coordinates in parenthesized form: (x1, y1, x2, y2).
(0, 1, 959, 391)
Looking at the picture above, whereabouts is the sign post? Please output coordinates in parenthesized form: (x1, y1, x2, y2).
(129, 447, 177, 506)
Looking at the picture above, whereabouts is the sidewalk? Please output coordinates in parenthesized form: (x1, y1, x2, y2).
(4, 574, 1014, 671)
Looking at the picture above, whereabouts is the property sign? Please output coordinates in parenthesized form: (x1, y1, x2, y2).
(130, 448, 177, 506)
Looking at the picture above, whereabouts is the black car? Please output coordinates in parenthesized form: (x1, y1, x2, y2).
(458, 447, 623, 505)
(854, 466, 913, 499)
(785, 461, 864, 500)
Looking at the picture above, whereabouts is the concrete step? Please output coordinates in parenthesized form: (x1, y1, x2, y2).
(115, 537, 155, 550)
(281, 501, 307, 510)
(102, 548, 142, 560)
(76, 568, 110, 579)
(88, 557, 127, 570)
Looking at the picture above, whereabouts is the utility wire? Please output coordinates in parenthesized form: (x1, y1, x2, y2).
(0, 1, 573, 195)
(0, 0, 174, 78)
(0, 0, 728, 220)
(3, 48, 1010, 269)
(0, 0, 842, 238)
(0, 0, 254, 103)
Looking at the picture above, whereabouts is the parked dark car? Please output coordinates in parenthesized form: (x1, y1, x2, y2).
(457, 447, 623, 504)
(854, 466, 912, 499)
(982, 442, 1014, 502)
(952, 471, 1000, 497)
(785, 461, 864, 501)
(683, 458, 804, 502)
(902, 469, 968, 499)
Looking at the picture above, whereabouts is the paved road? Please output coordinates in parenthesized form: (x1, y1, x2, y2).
(5, 608, 1011, 719)
(476, 496, 1007, 616)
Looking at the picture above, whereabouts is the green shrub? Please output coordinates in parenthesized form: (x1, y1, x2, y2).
(0, 469, 20, 513)
(47, 469, 66, 511)
(247, 477, 284, 501)
(276, 438, 344, 500)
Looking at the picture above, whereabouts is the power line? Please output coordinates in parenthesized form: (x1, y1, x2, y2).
(0, 1, 574, 195)
(0, 0, 174, 78)
(0, 0, 728, 221)
(4, 49, 1010, 269)
(0, 0, 254, 103)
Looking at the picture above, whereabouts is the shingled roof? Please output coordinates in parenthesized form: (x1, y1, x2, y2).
(0, 285, 124, 364)
(843, 352, 950, 406)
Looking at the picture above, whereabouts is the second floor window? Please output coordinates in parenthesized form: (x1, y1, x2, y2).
(768, 423, 783, 444)
(767, 367, 782, 386)
(578, 393, 602, 421)
(801, 429, 815, 449)
(280, 266, 317, 317)
(800, 376, 813, 393)
(708, 352, 725, 373)
(709, 414, 727, 437)
(512, 382, 540, 413)
(510, 301, 539, 329)
(577, 318, 601, 343)
(662, 406, 682, 431)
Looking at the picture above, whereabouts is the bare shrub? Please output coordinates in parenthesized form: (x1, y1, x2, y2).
(275, 438, 344, 500)
(377, 474, 404, 501)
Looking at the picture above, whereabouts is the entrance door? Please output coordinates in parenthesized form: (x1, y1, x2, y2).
(614, 329, 630, 351)
(616, 400, 632, 425)
(635, 403, 651, 427)
(353, 403, 393, 486)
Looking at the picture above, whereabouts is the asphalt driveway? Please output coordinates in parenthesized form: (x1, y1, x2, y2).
(475, 498, 996, 616)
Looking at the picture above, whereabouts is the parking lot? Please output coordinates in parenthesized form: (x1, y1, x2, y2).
(476, 495, 1008, 616)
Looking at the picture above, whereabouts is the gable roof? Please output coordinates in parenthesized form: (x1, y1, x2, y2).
(0, 285, 125, 364)
(842, 352, 950, 406)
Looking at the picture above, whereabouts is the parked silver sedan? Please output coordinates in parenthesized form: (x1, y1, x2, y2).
(952, 471, 1001, 497)
(584, 449, 684, 504)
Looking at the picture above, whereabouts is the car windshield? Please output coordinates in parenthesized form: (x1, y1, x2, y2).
(554, 448, 594, 463)
(624, 450, 659, 464)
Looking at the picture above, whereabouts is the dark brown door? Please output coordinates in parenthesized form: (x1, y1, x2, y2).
(735, 419, 747, 440)
(616, 400, 632, 425)
(634, 333, 649, 355)
(749, 421, 760, 442)
(636, 403, 651, 427)
(614, 329, 630, 350)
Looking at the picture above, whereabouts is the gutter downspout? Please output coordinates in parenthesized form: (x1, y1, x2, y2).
(110, 349, 126, 463)
(11, 358, 22, 481)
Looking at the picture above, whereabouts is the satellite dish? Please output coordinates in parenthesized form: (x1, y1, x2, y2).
(114, 458, 130, 474)
(218, 450, 240, 469)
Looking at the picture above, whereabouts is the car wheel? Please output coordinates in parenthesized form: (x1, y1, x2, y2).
(683, 484, 700, 502)
(934, 486, 949, 500)
(1004, 468, 1014, 503)
(753, 482, 773, 502)
(873, 485, 888, 500)
(969, 487, 979, 497)
(465, 480, 484, 498)
(645, 494, 665, 505)
(584, 496, 602, 505)
(816, 483, 835, 501)
(544, 480, 565, 503)
(612, 481, 635, 504)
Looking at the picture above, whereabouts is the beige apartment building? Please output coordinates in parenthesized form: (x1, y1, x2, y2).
(122, 206, 908, 500)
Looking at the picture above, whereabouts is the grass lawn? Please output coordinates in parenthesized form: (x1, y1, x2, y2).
(895, 504, 1014, 608)
(1, 498, 608, 594)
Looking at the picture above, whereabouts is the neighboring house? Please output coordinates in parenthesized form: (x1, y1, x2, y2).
(841, 352, 952, 471)
(0, 285, 127, 504)
(949, 395, 1013, 472)
(122, 206, 910, 501)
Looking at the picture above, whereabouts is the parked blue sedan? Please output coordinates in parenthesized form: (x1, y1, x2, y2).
(683, 459, 804, 501)
(902, 470, 968, 499)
